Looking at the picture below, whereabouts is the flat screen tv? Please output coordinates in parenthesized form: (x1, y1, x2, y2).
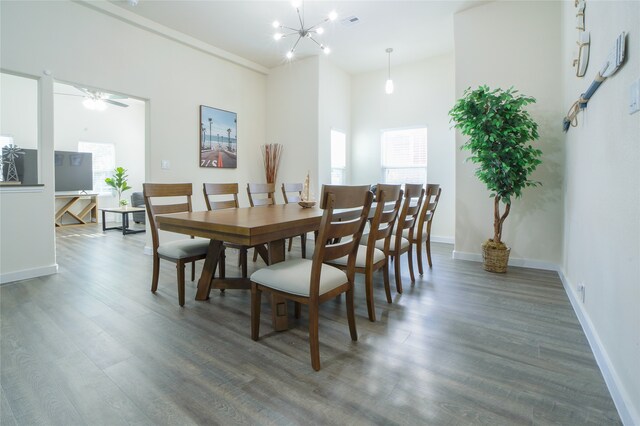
(54, 151, 93, 192)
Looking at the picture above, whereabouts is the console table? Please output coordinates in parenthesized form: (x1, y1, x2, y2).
(100, 207, 146, 235)
(55, 193, 98, 227)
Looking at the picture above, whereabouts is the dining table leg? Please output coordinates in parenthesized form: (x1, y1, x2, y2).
(266, 239, 289, 331)
(195, 239, 223, 300)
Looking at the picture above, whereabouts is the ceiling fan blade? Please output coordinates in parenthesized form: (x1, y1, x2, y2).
(104, 99, 129, 108)
(104, 94, 127, 100)
(73, 86, 93, 96)
(54, 93, 84, 98)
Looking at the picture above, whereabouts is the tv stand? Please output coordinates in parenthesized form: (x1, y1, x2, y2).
(55, 193, 98, 227)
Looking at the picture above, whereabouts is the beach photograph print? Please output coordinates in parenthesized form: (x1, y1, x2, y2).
(200, 105, 237, 168)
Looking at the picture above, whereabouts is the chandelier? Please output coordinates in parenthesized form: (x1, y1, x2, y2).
(273, 1, 337, 60)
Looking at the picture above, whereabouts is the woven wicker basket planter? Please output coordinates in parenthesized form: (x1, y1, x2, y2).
(481, 241, 510, 273)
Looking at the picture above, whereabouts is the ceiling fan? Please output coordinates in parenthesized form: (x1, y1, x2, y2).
(55, 86, 129, 110)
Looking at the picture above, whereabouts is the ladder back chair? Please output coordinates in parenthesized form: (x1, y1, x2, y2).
(326, 184, 403, 322)
(143, 183, 209, 306)
(281, 182, 307, 258)
(250, 185, 373, 371)
(247, 182, 276, 262)
(372, 183, 424, 294)
(203, 183, 249, 279)
(405, 184, 442, 273)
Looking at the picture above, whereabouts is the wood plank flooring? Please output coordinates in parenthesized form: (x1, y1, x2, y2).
(0, 224, 620, 425)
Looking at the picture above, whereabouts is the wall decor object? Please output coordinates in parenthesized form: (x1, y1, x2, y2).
(260, 143, 283, 183)
(563, 32, 626, 132)
(3, 144, 24, 183)
(572, 0, 590, 77)
(200, 105, 237, 168)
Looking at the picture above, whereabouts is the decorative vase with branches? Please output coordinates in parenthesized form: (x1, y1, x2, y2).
(105, 166, 133, 207)
(260, 143, 283, 184)
(449, 86, 542, 271)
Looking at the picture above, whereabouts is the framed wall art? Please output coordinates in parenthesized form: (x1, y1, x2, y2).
(199, 105, 237, 168)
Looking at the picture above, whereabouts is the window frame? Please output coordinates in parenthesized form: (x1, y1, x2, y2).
(330, 128, 347, 185)
(78, 141, 116, 196)
(380, 126, 427, 185)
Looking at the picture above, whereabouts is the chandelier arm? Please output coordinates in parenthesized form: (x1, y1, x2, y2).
(296, 8, 304, 29)
(281, 31, 299, 38)
(290, 34, 303, 53)
(280, 25, 298, 32)
(307, 37, 322, 47)
(307, 18, 329, 32)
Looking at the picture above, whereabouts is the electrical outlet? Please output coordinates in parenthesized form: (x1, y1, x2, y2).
(577, 282, 586, 303)
(161, 160, 170, 170)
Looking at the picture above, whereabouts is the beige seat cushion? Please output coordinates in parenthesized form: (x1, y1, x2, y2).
(360, 234, 410, 251)
(251, 258, 347, 297)
(157, 239, 209, 259)
(329, 244, 385, 268)
(402, 228, 427, 240)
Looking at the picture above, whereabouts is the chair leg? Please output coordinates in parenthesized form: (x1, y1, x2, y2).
(219, 246, 226, 279)
(301, 233, 307, 259)
(241, 248, 248, 279)
(426, 235, 433, 268)
(383, 261, 392, 303)
(151, 254, 160, 293)
(177, 261, 186, 307)
(251, 283, 262, 341)
(252, 248, 258, 262)
(288, 237, 293, 252)
(416, 238, 424, 276)
(191, 262, 196, 282)
(346, 286, 358, 341)
(364, 267, 376, 322)
(309, 303, 321, 371)
(394, 251, 403, 294)
(407, 247, 416, 283)
(294, 302, 301, 319)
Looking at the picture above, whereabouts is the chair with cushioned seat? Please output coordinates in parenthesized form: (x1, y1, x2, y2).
(326, 184, 403, 322)
(250, 184, 373, 371)
(143, 183, 209, 306)
(404, 184, 442, 273)
(373, 183, 424, 294)
(281, 182, 307, 258)
(130, 191, 146, 224)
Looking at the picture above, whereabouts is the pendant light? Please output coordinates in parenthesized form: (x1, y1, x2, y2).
(385, 48, 394, 94)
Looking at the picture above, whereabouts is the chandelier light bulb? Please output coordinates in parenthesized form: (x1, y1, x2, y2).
(291, 0, 301, 9)
(272, 20, 280, 28)
(328, 10, 337, 21)
(322, 46, 330, 54)
(286, 50, 294, 59)
(316, 27, 324, 35)
(274, 6, 337, 60)
(274, 33, 283, 41)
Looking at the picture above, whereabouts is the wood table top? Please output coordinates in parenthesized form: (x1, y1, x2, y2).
(156, 204, 324, 246)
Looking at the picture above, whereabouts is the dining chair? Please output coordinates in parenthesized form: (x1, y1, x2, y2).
(404, 184, 442, 274)
(250, 185, 373, 371)
(247, 182, 276, 262)
(281, 182, 307, 258)
(371, 183, 424, 294)
(143, 183, 209, 306)
(326, 184, 403, 322)
(203, 182, 249, 279)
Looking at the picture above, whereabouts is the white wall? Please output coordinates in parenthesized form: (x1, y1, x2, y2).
(0, 0, 267, 282)
(54, 84, 146, 218)
(1, 73, 38, 149)
(561, 1, 640, 423)
(266, 57, 320, 201)
(351, 53, 456, 241)
(318, 56, 351, 187)
(453, 1, 564, 267)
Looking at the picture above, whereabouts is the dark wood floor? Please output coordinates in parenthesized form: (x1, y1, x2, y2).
(1, 224, 620, 425)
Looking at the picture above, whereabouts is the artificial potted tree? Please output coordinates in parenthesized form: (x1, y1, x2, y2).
(105, 166, 132, 208)
(449, 86, 542, 272)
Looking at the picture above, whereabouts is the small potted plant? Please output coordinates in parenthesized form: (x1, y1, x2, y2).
(449, 86, 542, 272)
(105, 166, 132, 208)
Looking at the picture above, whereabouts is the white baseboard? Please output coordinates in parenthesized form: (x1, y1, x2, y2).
(0, 264, 58, 285)
(451, 250, 558, 271)
(431, 235, 454, 244)
(558, 271, 638, 426)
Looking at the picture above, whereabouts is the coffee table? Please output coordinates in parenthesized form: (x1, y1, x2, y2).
(100, 206, 146, 235)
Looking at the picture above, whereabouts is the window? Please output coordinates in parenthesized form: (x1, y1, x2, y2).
(78, 142, 115, 195)
(381, 127, 427, 185)
(330, 129, 346, 184)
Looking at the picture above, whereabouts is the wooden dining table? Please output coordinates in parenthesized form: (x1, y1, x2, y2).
(156, 203, 325, 331)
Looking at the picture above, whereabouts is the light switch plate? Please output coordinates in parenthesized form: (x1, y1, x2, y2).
(161, 160, 170, 170)
(630, 78, 640, 115)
